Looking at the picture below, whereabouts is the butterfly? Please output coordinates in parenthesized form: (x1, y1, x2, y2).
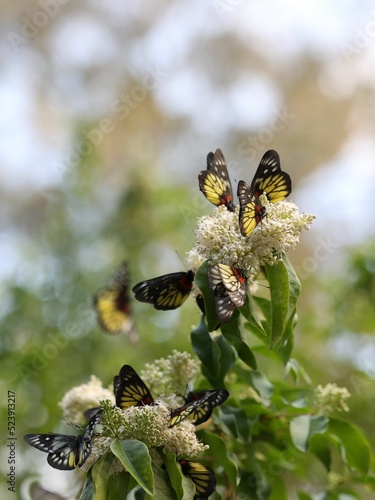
(184, 389, 229, 425)
(94, 262, 137, 340)
(114, 364, 154, 409)
(208, 264, 248, 322)
(179, 460, 216, 499)
(198, 149, 235, 212)
(238, 150, 292, 237)
(132, 270, 195, 310)
(168, 391, 218, 428)
(23, 411, 101, 470)
(114, 365, 214, 429)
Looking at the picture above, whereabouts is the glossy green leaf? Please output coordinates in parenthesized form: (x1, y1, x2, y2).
(151, 462, 176, 500)
(201, 431, 238, 487)
(79, 469, 95, 500)
(163, 452, 195, 499)
(110, 439, 154, 496)
(249, 371, 274, 401)
(290, 415, 328, 452)
(107, 472, 131, 500)
(221, 313, 257, 369)
(195, 260, 220, 331)
(239, 295, 266, 337)
(309, 433, 331, 470)
(191, 315, 221, 379)
(328, 418, 371, 476)
(219, 406, 251, 443)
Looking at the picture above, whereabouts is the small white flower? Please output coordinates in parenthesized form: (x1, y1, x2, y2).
(313, 383, 351, 414)
(186, 200, 315, 279)
(140, 350, 201, 397)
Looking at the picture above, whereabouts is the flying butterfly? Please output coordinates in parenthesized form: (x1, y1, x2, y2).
(238, 150, 292, 237)
(184, 389, 229, 425)
(198, 149, 235, 212)
(179, 460, 216, 499)
(94, 262, 137, 340)
(208, 264, 248, 322)
(132, 270, 195, 310)
(115, 364, 154, 409)
(23, 411, 101, 471)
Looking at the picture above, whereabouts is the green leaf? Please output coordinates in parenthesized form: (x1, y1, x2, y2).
(92, 452, 115, 500)
(328, 418, 371, 476)
(163, 452, 195, 499)
(263, 259, 289, 348)
(79, 469, 95, 500)
(201, 431, 238, 487)
(151, 462, 176, 500)
(309, 433, 331, 470)
(249, 371, 274, 402)
(290, 415, 328, 452)
(239, 295, 266, 337)
(195, 260, 220, 331)
(262, 253, 300, 350)
(191, 315, 221, 379)
(220, 406, 251, 443)
(107, 472, 131, 500)
(221, 313, 257, 369)
(110, 439, 154, 496)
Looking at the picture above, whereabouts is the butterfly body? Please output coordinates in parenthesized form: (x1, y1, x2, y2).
(199, 149, 235, 212)
(132, 270, 194, 310)
(238, 150, 291, 237)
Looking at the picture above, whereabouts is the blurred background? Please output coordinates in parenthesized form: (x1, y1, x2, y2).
(1, 1, 375, 498)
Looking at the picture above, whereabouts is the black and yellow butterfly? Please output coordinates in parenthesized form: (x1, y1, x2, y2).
(114, 365, 215, 429)
(23, 411, 101, 471)
(184, 389, 229, 425)
(238, 150, 292, 237)
(94, 262, 137, 340)
(199, 149, 235, 212)
(179, 460, 216, 499)
(132, 270, 195, 310)
(208, 264, 248, 322)
(115, 364, 154, 409)
(168, 391, 219, 428)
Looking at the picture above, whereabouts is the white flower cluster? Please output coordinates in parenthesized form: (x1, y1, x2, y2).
(58, 375, 114, 425)
(186, 199, 315, 279)
(313, 383, 351, 414)
(59, 351, 208, 473)
(140, 350, 201, 397)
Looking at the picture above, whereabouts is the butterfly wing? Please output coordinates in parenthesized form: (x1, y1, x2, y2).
(168, 392, 215, 428)
(216, 264, 247, 307)
(132, 270, 194, 310)
(198, 149, 235, 212)
(94, 262, 136, 337)
(179, 460, 216, 499)
(185, 389, 229, 425)
(115, 364, 154, 409)
(208, 265, 247, 322)
(251, 150, 292, 202)
(24, 433, 82, 470)
(237, 180, 266, 237)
